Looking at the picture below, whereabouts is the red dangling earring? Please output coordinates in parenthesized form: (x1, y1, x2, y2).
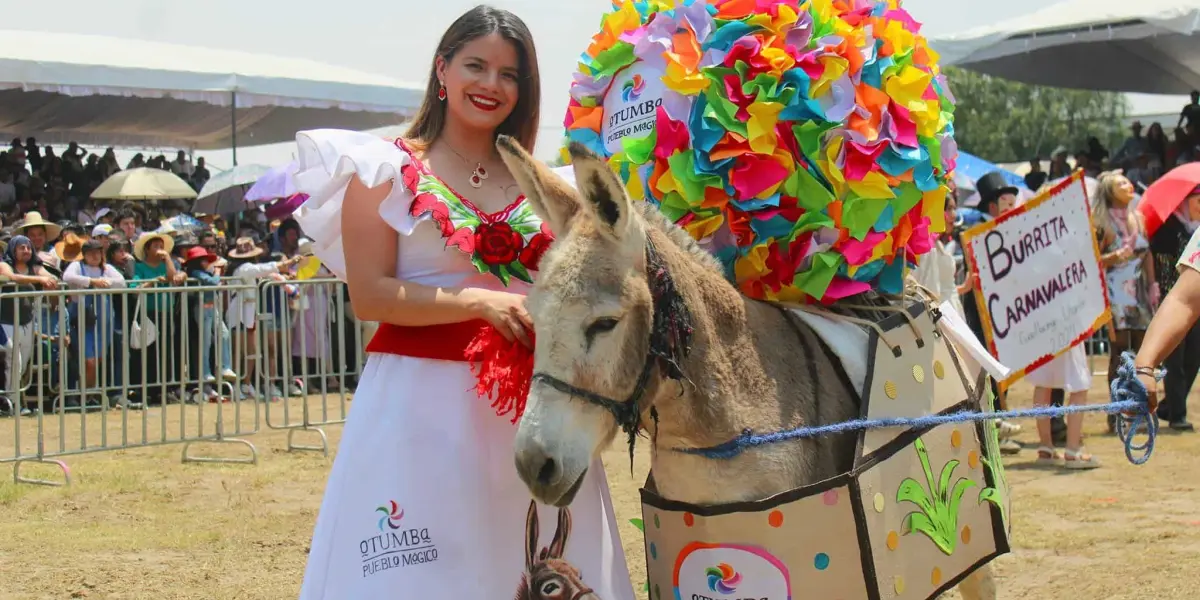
(437, 84, 447, 101)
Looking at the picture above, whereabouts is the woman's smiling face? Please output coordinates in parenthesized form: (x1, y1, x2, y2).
(437, 32, 522, 133)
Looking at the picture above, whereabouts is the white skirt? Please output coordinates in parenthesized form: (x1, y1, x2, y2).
(1023, 344, 1092, 393)
(299, 354, 635, 599)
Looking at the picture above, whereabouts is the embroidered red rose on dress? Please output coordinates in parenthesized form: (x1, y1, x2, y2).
(519, 223, 554, 270)
(474, 222, 525, 266)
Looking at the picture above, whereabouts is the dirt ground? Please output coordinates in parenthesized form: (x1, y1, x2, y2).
(0, 373, 1196, 600)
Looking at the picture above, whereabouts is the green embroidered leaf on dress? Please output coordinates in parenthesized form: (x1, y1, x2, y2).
(470, 254, 491, 275)
(418, 179, 480, 229)
(509, 203, 542, 236)
(490, 263, 512, 286)
(508, 261, 533, 284)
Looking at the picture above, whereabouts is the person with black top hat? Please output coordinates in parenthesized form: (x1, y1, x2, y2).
(959, 171, 1025, 454)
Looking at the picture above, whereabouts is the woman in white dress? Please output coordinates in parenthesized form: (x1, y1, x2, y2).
(293, 6, 634, 599)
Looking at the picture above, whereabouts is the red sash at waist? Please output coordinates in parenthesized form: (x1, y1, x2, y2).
(364, 320, 490, 362)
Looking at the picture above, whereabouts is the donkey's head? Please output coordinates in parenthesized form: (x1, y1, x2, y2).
(515, 501, 597, 600)
(497, 137, 657, 507)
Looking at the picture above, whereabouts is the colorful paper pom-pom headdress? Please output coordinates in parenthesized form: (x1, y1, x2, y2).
(563, 0, 958, 304)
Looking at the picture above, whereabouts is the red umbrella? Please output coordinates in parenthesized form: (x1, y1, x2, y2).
(1139, 162, 1200, 238)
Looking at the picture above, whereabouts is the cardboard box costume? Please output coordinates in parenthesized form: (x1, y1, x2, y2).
(639, 302, 1012, 600)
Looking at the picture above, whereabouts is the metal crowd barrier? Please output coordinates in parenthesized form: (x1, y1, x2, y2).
(1084, 327, 1111, 377)
(254, 277, 366, 455)
(0, 277, 368, 486)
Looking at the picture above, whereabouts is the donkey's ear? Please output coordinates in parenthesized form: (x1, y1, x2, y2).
(496, 135, 579, 234)
(567, 142, 633, 240)
(548, 507, 572, 559)
(524, 500, 539, 570)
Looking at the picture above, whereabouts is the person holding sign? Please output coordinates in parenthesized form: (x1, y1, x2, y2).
(1093, 172, 1159, 433)
(959, 172, 1023, 451)
(1025, 331, 1099, 468)
(960, 173, 1018, 343)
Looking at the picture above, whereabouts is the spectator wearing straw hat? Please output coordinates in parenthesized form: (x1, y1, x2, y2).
(130, 231, 183, 406)
(224, 237, 302, 401)
(12, 211, 61, 253)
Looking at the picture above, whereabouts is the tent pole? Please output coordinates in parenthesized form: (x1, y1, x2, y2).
(232, 89, 242, 237)
(231, 91, 238, 166)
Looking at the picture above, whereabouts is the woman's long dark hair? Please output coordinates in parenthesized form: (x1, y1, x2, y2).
(3, 235, 39, 270)
(1146, 122, 1168, 165)
(405, 5, 541, 153)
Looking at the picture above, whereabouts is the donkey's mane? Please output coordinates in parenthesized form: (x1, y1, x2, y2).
(633, 201, 723, 273)
(631, 199, 905, 321)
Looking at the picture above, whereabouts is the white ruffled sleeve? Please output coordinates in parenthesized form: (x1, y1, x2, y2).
(292, 129, 422, 281)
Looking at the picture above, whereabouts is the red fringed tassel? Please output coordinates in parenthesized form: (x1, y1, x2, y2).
(464, 324, 535, 424)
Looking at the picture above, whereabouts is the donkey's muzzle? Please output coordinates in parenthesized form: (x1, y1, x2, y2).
(514, 439, 587, 507)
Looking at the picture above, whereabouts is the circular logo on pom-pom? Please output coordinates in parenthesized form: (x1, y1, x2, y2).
(603, 63, 666, 154)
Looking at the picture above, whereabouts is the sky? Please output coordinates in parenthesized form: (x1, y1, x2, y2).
(0, 0, 1185, 169)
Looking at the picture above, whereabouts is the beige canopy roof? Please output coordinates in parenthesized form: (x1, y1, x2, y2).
(0, 30, 424, 149)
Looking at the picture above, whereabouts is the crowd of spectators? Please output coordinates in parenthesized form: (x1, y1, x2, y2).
(0, 140, 359, 417)
(1023, 91, 1200, 192)
(0, 138, 212, 228)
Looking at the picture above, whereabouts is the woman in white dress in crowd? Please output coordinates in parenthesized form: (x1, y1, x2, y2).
(293, 6, 634, 599)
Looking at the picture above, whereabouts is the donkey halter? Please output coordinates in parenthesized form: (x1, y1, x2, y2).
(529, 237, 694, 467)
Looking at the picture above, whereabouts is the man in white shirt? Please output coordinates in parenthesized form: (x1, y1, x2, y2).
(170, 150, 193, 178)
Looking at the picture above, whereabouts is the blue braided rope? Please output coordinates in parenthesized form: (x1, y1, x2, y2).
(676, 352, 1159, 465)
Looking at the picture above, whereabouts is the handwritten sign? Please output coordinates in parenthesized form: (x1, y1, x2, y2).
(961, 170, 1111, 388)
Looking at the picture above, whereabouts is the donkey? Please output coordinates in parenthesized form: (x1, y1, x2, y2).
(516, 500, 599, 600)
(496, 137, 997, 600)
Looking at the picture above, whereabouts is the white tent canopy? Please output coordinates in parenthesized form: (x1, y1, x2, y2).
(931, 1, 1200, 93)
(0, 30, 425, 149)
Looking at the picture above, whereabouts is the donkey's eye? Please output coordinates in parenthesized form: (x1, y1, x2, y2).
(585, 317, 620, 341)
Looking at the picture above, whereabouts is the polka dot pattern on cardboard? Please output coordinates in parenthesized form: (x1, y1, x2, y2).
(933, 360, 945, 379)
(815, 552, 831, 570)
(912, 364, 925, 383)
(823, 489, 839, 506)
(884, 380, 898, 399)
(769, 510, 785, 528)
(873, 493, 886, 513)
